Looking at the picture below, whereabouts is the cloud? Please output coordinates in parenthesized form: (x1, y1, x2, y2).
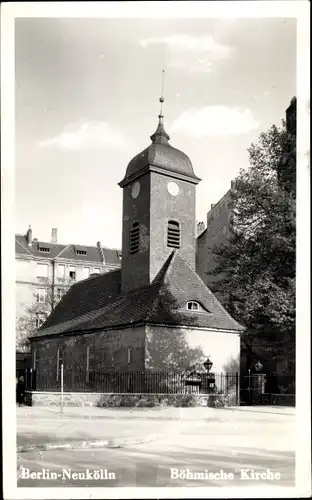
(39, 120, 129, 150)
(140, 34, 233, 74)
(172, 106, 260, 138)
(140, 34, 232, 57)
(169, 59, 213, 74)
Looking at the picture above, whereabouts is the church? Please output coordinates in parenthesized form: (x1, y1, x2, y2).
(30, 98, 242, 389)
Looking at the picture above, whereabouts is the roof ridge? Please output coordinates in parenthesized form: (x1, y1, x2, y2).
(172, 252, 243, 330)
(15, 238, 34, 256)
(145, 251, 178, 321)
(71, 268, 121, 287)
(162, 250, 180, 286)
(55, 243, 72, 259)
(151, 250, 176, 286)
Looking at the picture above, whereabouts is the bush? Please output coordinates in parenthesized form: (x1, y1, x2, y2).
(207, 394, 229, 408)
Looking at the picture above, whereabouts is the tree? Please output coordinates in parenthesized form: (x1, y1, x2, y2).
(146, 328, 206, 372)
(210, 121, 296, 373)
(16, 277, 72, 351)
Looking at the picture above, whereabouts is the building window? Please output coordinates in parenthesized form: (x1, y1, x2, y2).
(56, 346, 64, 382)
(56, 287, 65, 302)
(69, 266, 76, 280)
(86, 346, 95, 383)
(35, 313, 47, 328)
(186, 301, 205, 312)
(92, 268, 101, 275)
(39, 247, 50, 253)
(58, 265, 65, 279)
(130, 221, 140, 255)
(82, 267, 90, 279)
(127, 348, 132, 365)
(37, 263, 48, 278)
(76, 250, 87, 256)
(167, 220, 180, 249)
(36, 288, 47, 303)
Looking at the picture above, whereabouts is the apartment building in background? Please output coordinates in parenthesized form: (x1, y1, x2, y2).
(196, 97, 297, 301)
(16, 226, 122, 340)
(196, 182, 235, 301)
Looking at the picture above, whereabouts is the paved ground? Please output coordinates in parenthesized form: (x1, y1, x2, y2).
(17, 405, 295, 448)
(17, 405, 296, 488)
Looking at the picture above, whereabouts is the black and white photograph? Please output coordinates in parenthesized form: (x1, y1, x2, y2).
(1, 1, 310, 498)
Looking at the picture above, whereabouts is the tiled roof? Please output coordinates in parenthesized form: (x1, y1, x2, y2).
(33, 251, 242, 339)
(15, 235, 121, 266)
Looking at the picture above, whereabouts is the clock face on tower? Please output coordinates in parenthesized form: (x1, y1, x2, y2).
(131, 182, 140, 199)
(167, 181, 179, 196)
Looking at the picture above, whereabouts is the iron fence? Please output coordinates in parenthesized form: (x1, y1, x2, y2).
(27, 369, 239, 396)
(240, 373, 295, 406)
(25, 369, 295, 406)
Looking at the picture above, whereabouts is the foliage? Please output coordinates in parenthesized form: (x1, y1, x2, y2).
(16, 277, 72, 351)
(207, 394, 229, 408)
(222, 355, 240, 374)
(210, 121, 296, 367)
(145, 328, 206, 372)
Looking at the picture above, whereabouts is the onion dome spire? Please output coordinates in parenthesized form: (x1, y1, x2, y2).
(150, 70, 170, 144)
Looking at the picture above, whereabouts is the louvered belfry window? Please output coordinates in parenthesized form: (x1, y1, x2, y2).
(167, 220, 180, 249)
(130, 221, 140, 255)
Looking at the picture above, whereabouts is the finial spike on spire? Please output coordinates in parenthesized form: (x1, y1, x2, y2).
(159, 69, 165, 118)
(150, 69, 170, 144)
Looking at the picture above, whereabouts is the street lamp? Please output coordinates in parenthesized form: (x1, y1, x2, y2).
(254, 360, 263, 372)
(203, 357, 213, 373)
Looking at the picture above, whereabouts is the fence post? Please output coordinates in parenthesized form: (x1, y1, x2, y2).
(248, 369, 251, 405)
(235, 372, 239, 406)
(60, 363, 64, 413)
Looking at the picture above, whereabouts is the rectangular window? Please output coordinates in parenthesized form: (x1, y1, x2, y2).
(37, 263, 48, 278)
(127, 348, 132, 365)
(76, 250, 87, 256)
(92, 268, 101, 275)
(36, 288, 47, 303)
(35, 313, 47, 329)
(56, 287, 65, 302)
(86, 346, 95, 383)
(69, 266, 76, 280)
(56, 346, 64, 382)
(58, 264, 65, 278)
(39, 247, 50, 253)
(82, 267, 90, 279)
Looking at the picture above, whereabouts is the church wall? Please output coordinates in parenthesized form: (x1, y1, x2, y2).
(145, 325, 240, 374)
(32, 326, 146, 389)
(149, 173, 196, 282)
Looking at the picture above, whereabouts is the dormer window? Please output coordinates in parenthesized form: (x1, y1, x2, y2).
(186, 301, 206, 312)
(130, 221, 140, 255)
(75, 246, 87, 256)
(167, 220, 180, 249)
(38, 242, 52, 253)
(39, 247, 50, 253)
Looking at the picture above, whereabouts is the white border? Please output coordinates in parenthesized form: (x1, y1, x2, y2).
(1, 1, 311, 499)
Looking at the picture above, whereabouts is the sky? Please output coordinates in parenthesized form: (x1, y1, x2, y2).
(15, 17, 296, 249)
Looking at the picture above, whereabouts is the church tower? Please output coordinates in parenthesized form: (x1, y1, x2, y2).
(119, 96, 201, 293)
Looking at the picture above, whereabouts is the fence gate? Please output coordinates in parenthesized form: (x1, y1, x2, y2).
(241, 373, 295, 406)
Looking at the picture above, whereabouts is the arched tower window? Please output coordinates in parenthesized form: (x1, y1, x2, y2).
(130, 221, 140, 255)
(167, 220, 180, 249)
